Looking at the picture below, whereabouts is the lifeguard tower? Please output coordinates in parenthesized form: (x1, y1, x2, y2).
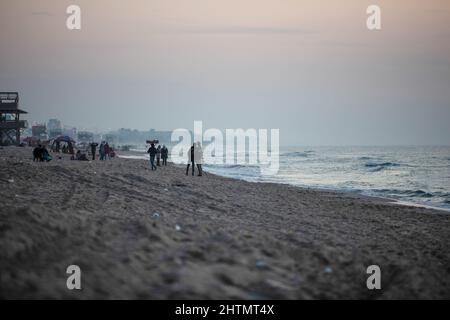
(0, 92, 28, 145)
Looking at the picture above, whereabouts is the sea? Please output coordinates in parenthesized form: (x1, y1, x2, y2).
(121, 146, 450, 211)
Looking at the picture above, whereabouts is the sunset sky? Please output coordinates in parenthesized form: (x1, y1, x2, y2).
(1, 0, 449, 145)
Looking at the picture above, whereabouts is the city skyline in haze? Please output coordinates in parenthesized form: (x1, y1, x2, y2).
(1, 0, 450, 146)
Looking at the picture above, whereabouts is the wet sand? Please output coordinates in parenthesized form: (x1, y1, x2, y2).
(0, 146, 449, 299)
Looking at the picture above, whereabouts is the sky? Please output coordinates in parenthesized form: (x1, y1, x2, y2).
(0, 0, 449, 146)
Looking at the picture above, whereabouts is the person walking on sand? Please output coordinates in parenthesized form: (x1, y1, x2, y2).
(99, 141, 106, 161)
(186, 143, 195, 176)
(147, 143, 157, 170)
(90, 142, 98, 160)
(104, 142, 111, 160)
(161, 145, 168, 166)
(194, 142, 203, 176)
(156, 145, 162, 166)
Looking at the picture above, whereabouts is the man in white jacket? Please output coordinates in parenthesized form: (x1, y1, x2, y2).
(194, 142, 203, 176)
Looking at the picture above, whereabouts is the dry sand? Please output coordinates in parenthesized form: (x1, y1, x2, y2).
(0, 146, 449, 299)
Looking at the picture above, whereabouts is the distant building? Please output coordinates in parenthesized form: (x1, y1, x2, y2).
(47, 119, 62, 139)
(103, 133, 116, 144)
(111, 128, 172, 144)
(62, 125, 77, 139)
(77, 131, 94, 143)
(32, 124, 47, 140)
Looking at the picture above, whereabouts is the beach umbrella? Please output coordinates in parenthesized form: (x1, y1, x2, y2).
(54, 135, 76, 143)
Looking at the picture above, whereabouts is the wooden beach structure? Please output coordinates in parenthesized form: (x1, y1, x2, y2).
(0, 92, 28, 145)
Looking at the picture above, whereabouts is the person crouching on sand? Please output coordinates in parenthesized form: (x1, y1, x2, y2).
(147, 143, 157, 170)
(41, 146, 52, 162)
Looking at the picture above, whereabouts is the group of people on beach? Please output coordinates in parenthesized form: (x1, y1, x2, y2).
(51, 141, 74, 155)
(89, 141, 114, 161)
(32, 145, 52, 162)
(147, 144, 169, 170)
(31, 140, 116, 163)
(147, 142, 203, 176)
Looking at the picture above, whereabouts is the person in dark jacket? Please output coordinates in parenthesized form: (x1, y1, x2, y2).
(147, 143, 157, 170)
(156, 145, 162, 166)
(90, 142, 98, 160)
(186, 144, 195, 176)
(161, 145, 168, 166)
(33, 145, 43, 162)
(41, 146, 52, 162)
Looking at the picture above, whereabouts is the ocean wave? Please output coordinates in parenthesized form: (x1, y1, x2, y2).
(204, 163, 260, 169)
(282, 151, 311, 157)
(365, 162, 401, 172)
(374, 188, 446, 199)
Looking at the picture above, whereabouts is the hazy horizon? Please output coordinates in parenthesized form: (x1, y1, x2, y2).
(1, 0, 450, 146)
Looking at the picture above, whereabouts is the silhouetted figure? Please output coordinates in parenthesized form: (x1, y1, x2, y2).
(104, 143, 111, 159)
(99, 142, 106, 160)
(161, 145, 168, 166)
(186, 144, 195, 176)
(33, 145, 43, 162)
(147, 143, 157, 170)
(90, 142, 98, 160)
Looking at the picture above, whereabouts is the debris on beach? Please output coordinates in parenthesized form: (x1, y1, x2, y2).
(323, 266, 333, 274)
(175, 224, 181, 231)
(152, 212, 160, 219)
(7, 178, 14, 183)
(255, 260, 269, 269)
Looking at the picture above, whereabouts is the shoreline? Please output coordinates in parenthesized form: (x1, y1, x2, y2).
(1, 146, 449, 299)
(119, 153, 450, 214)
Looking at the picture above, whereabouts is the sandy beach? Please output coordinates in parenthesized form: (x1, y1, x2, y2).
(0, 146, 449, 299)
